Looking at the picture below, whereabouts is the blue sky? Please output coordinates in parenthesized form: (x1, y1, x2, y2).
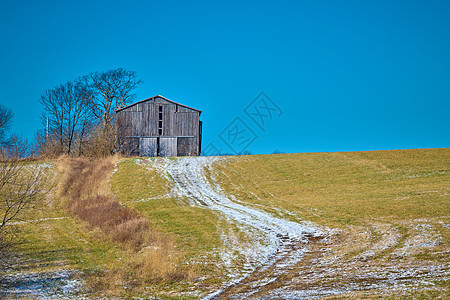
(1, 0, 449, 154)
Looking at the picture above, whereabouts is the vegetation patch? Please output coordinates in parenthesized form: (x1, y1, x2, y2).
(208, 149, 449, 297)
(2, 149, 448, 298)
(55, 156, 191, 297)
(213, 149, 449, 226)
(110, 159, 223, 283)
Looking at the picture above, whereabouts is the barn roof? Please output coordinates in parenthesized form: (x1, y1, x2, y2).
(116, 95, 202, 114)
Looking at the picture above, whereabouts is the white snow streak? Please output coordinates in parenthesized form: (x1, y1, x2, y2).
(2, 217, 68, 226)
(143, 156, 326, 297)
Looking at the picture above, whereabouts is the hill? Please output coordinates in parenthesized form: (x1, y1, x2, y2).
(1, 148, 448, 298)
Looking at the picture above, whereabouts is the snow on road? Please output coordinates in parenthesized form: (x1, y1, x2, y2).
(143, 156, 449, 298)
(144, 156, 327, 297)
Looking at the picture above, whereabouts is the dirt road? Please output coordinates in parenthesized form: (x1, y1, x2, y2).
(156, 157, 326, 298)
(151, 156, 449, 299)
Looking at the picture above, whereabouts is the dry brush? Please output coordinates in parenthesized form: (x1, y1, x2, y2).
(55, 155, 189, 293)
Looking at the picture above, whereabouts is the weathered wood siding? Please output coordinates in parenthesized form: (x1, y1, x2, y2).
(177, 137, 194, 156)
(160, 137, 177, 156)
(116, 96, 202, 157)
(139, 137, 157, 156)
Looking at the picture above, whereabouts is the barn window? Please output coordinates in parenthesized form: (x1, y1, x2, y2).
(158, 105, 163, 135)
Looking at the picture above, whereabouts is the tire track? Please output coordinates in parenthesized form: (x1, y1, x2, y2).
(146, 157, 449, 298)
(157, 157, 326, 298)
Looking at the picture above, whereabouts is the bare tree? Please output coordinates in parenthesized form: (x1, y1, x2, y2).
(4, 134, 29, 159)
(84, 68, 143, 128)
(37, 68, 142, 157)
(0, 129, 47, 261)
(0, 104, 13, 145)
(39, 80, 94, 155)
(0, 155, 45, 228)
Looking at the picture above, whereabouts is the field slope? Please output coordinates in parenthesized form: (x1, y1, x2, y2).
(207, 148, 449, 298)
(1, 148, 448, 299)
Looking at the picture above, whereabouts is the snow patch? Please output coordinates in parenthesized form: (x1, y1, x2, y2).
(145, 157, 327, 297)
(0, 270, 84, 299)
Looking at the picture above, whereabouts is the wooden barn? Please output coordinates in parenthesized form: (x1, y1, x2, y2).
(115, 95, 202, 157)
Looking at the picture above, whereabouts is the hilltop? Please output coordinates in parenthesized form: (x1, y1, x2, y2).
(1, 148, 448, 298)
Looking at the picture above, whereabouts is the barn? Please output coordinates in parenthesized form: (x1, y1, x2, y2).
(115, 95, 202, 157)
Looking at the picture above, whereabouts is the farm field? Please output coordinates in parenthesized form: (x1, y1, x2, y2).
(207, 148, 450, 298)
(1, 148, 449, 298)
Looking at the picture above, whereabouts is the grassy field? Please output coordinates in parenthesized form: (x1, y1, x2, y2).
(210, 148, 449, 297)
(111, 159, 222, 261)
(213, 148, 449, 226)
(1, 148, 449, 298)
(1, 157, 224, 299)
(0, 161, 124, 298)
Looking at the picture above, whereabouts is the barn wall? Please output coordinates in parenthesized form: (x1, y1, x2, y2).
(144, 101, 158, 136)
(162, 104, 176, 136)
(117, 96, 202, 157)
(160, 137, 177, 156)
(139, 137, 157, 156)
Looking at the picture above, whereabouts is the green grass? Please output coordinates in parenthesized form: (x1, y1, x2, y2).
(210, 148, 449, 296)
(213, 148, 449, 226)
(14, 211, 121, 274)
(2, 161, 128, 298)
(110, 159, 222, 273)
(2, 161, 117, 274)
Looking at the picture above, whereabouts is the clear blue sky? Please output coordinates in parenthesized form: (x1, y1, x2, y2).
(1, 0, 449, 154)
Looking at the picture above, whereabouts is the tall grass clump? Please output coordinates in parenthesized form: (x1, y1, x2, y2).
(55, 155, 188, 290)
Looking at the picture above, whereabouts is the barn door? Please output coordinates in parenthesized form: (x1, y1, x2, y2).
(177, 137, 194, 156)
(159, 137, 177, 157)
(139, 137, 157, 157)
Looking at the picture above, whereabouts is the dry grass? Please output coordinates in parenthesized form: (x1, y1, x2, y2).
(70, 195, 150, 249)
(55, 155, 189, 295)
(56, 154, 115, 201)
